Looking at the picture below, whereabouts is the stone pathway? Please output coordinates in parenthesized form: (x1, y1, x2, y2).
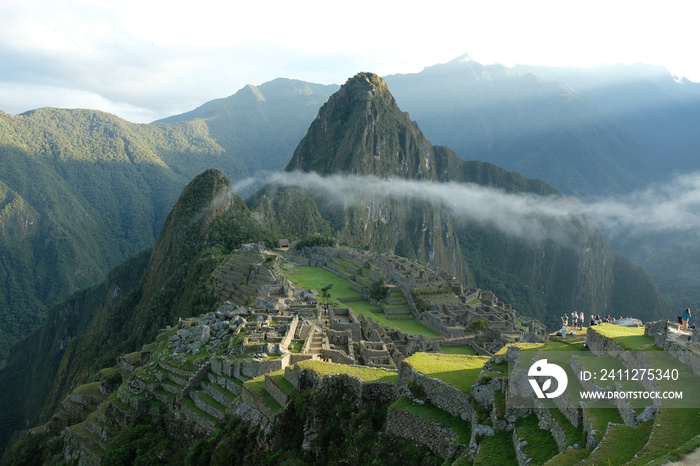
(663, 447, 700, 465)
(308, 324, 324, 356)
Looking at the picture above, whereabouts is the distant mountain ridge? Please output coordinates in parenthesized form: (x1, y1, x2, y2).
(384, 56, 662, 197)
(157, 78, 337, 176)
(380, 57, 700, 311)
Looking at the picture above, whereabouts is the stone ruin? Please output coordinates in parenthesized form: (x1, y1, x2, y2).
(195, 245, 549, 390)
(286, 246, 547, 348)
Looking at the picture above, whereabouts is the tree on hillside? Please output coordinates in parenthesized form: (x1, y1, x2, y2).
(321, 284, 333, 306)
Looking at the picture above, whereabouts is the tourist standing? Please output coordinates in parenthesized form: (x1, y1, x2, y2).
(561, 315, 568, 339)
(682, 308, 692, 330)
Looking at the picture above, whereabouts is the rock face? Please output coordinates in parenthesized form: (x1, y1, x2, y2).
(287, 72, 438, 180)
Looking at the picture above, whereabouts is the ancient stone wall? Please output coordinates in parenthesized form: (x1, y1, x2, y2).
(397, 361, 472, 420)
(386, 406, 466, 460)
(239, 356, 288, 379)
(321, 348, 355, 365)
(279, 315, 300, 350)
(241, 385, 278, 423)
(264, 376, 290, 408)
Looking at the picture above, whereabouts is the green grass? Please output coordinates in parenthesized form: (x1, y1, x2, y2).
(154, 387, 176, 399)
(244, 376, 284, 414)
(349, 299, 440, 337)
(206, 381, 238, 401)
(73, 382, 107, 398)
(440, 345, 477, 356)
(107, 392, 134, 413)
(289, 341, 304, 353)
(588, 323, 657, 351)
(296, 359, 398, 383)
(584, 406, 624, 440)
(267, 370, 297, 397)
(99, 366, 123, 384)
(391, 397, 471, 445)
(585, 421, 653, 465)
(333, 257, 362, 270)
(549, 407, 586, 447)
(517, 414, 559, 465)
(474, 430, 517, 464)
(403, 353, 489, 393)
(182, 396, 218, 422)
(122, 351, 142, 365)
(196, 390, 226, 413)
(494, 342, 544, 356)
(289, 264, 440, 337)
(627, 403, 700, 464)
(381, 302, 410, 309)
(285, 265, 363, 299)
(641, 434, 700, 465)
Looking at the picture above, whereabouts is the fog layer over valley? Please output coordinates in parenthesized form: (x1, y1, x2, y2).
(233, 170, 700, 247)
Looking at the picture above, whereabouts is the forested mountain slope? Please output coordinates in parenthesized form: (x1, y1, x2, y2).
(0, 79, 334, 362)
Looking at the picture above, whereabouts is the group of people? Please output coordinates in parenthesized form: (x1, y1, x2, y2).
(589, 314, 624, 326)
(559, 311, 585, 338)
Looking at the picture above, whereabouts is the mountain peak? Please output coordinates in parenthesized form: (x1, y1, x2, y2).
(342, 72, 390, 99)
(238, 84, 266, 102)
(285, 72, 438, 179)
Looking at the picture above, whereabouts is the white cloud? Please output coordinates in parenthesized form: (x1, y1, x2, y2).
(0, 0, 699, 122)
(231, 170, 700, 245)
(584, 172, 700, 235)
(234, 171, 587, 244)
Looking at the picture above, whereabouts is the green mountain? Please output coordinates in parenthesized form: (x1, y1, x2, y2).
(0, 169, 273, 453)
(157, 78, 337, 176)
(258, 72, 667, 325)
(0, 79, 334, 363)
(0, 108, 185, 360)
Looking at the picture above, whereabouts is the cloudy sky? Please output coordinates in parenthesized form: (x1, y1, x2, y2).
(1, 0, 697, 123)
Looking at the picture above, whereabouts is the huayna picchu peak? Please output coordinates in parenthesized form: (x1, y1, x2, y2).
(286, 72, 440, 179)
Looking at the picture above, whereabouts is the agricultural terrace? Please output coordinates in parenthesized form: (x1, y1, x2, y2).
(284, 265, 440, 337)
(496, 323, 700, 465)
(587, 322, 657, 351)
(403, 353, 489, 393)
(297, 359, 398, 383)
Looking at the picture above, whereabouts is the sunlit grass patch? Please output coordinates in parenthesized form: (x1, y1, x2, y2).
(285, 265, 363, 299)
(588, 323, 656, 351)
(244, 375, 284, 413)
(296, 359, 398, 383)
(516, 414, 559, 465)
(474, 430, 517, 464)
(403, 353, 489, 392)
